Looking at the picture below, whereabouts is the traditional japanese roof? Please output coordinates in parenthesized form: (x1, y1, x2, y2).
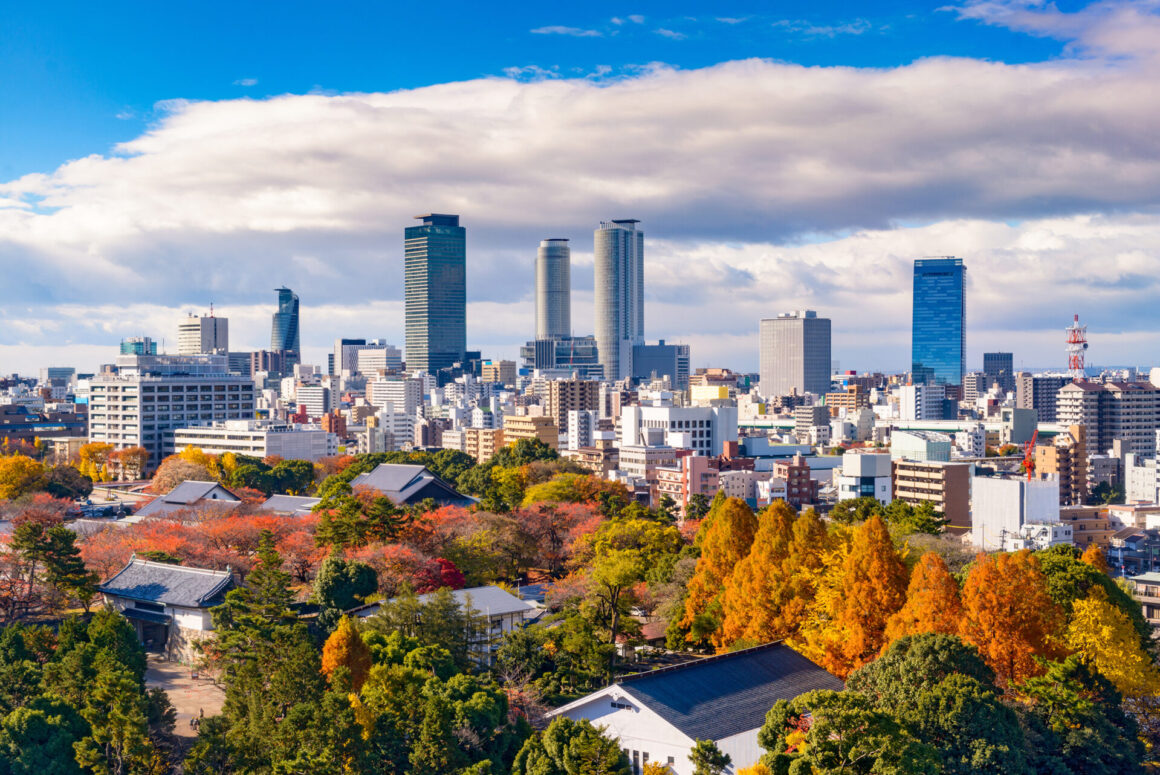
(348, 463, 475, 506)
(553, 641, 843, 742)
(351, 584, 537, 619)
(134, 480, 242, 518)
(99, 557, 235, 608)
(261, 494, 321, 515)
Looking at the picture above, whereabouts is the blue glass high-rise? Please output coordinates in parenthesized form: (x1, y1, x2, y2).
(405, 214, 466, 373)
(271, 286, 300, 367)
(911, 257, 965, 386)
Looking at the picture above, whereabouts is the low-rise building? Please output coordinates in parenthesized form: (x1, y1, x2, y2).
(835, 451, 892, 504)
(169, 420, 337, 461)
(892, 459, 971, 531)
(502, 414, 559, 450)
(771, 453, 818, 508)
(619, 445, 678, 482)
(1058, 506, 1114, 550)
(970, 475, 1061, 551)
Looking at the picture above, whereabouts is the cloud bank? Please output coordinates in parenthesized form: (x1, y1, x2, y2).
(2, 0, 1160, 374)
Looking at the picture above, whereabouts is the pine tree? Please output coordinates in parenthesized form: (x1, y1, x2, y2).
(718, 505, 828, 650)
(246, 529, 293, 612)
(959, 551, 1063, 687)
(883, 552, 963, 646)
(679, 497, 758, 648)
(43, 526, 98, 611)
(792, 515, 908, 679)
(321, 616, 372, 691)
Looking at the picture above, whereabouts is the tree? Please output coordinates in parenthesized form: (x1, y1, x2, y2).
(40, 466, 93, 501)
(793, 515, 908, 678)
(689, 739, 731, 775)
(1080, 543, 1109, 574)
(1035, 543, 1150, 646)
(313, 552, 378, 630)
(109, 448, 148, 482)
(42, 526, 98, 611)
(72, 662, 160, 775)
(0, 456, 45, 501)
(0, 696, 89, 775)
(680, 498, 758, 648)
(511, 717, 630, 775)
(959, 551, 1063, 687)
(149, 458, 211, 494)
(1066, 587, 1160, 700)
(77, 443, 114, 483)
(321, 616, 372, 691)
(757, 690, 938, 774)
(883, 552, 962, 645)
(718, 505, 827, 650)
(685, 493, 711, 521)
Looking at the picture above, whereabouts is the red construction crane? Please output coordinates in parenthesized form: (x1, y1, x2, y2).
(1022, 429, 1039, 482)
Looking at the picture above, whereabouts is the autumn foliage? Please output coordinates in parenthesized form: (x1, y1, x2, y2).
(321, 616, 372, 691)
(959, 551, 1064, 687)
(883, 551, 963, 645)
(680, 497, 758, 647)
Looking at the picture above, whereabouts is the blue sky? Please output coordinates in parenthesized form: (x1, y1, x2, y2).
(1, 1, 1073, 180)
(2, 0, 1160, 375)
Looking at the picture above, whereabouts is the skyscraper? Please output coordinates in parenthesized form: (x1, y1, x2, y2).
(405, 214, 466, 373)
(594, 219, 644, 382)
(983, 351, 1014, 393)
(271, 287, 300, 368)
(758, 310, 832, 398)
(911, 257, 966, 386)
(536, 238, 571, 340)
(178, 313, 229, 355)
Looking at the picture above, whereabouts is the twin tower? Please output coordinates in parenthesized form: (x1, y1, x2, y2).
(537, 219, 644, 382)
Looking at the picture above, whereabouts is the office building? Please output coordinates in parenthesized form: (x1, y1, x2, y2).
(178, 313, 229, 355)
(899, 383, 946, 421)
(503, 415, 559, 450)
(405, 214, 467, 372)
(271, 287, 301, 368)
(355, 343, 403, 375)
(481, 360, 517, 386)
(594, 219, 644, 382)
(911, 257, 966, 386)
(891, 430, 953, 462)
(120, 337, 158, 356)
(632, 341, 691, 390)
(836, 452, 893, 504)
(1057, 381, 1160, 457)
(962, 372, 987, 403)
(1016, 373, 1071, 423)
(295, 385, 334, 418)
(368, 377, 423, 416)
(758, 310, 832, 398)
(249, 350, 291, 379)
(536, 238, 571, 340)
(892, 459, 971, 530)
(520, 335, 603, 380)
(170, 420, 337, 461)
(87, 354, 256, 471)
(983, 352, 1014, 394)
(619, 405, 738, 457)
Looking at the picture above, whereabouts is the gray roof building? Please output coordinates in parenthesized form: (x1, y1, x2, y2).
(99, 556, 235, 609)
(261, 494, 322, 515)
(348, 463, 475, 507)
(135, 480, 242, 518)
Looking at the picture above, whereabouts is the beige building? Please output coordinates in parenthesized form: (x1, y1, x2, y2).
(443, 427, 505, 464)
(481, 360, 517, 386)
(546, 379, 601, 436)
(503, 414, 559, 450)
(1034, 425, 1088, 506)
(892, 459, 971, 531)
(1058, 506, 1114, 550)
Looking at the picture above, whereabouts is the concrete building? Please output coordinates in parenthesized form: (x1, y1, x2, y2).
(462, 427, 504, 464)
(954, 423, 987, 458)
(1059, 506, 1114, 551)
(170, 420, 337, 461)
(891, 430, 953, 462)
(295, 385, 334, 418)
(88, 354, 255, 471)
(178, 313, 229, 355)
(1016, 373, 1071, 423)
(772, 453, 818, 508)
(656, 455, 720, 514)
(632, 340, 692, 390)
(983, 352, 1015, 394)
(618, 445, 678, 482)
(481, 360, 517, 386)
(1057, 381, 1160, 457)
(519, 335, 604, 381)
(911, 257, 966, 387)
(405, 214, 467, 373)
(620, 405, 739, 457)
(536, 238, 571, 340)
(503, 414, 559, 450)
(900, 383, 946, 421)
(970, 475, 1061, 551)
(594, 219, 644, 382)
(566, 409, 597, 451)
(758, 310, 831, 399)
(962, 372, 988, 404)
(546, 379, 601, 436)
(836, 452, 893, 504)
(1034, 425, 1088, 506)
(793, 405, 830, 444)
(368, 378, 423, 416)
(892, 459, 971, 530)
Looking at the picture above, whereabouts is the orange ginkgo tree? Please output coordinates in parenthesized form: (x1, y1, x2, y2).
(883, 551, 963, 646)
(679, 497, 758, 648)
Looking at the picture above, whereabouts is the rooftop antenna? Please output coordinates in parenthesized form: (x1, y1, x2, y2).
(1066, 314, 1088, 381)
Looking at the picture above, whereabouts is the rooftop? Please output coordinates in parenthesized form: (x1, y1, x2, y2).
(99, 557, 234, 608)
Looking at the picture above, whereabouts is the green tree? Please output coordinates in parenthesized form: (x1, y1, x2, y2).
(511, 717, 630, 775)
(0, 696, 89, 775)
(689, 739, 732, 775)
(42, 527, 98, 611)
(72, 662, 159, 775)
(685, 493, 711, 521)
(313, 552, 378, 631)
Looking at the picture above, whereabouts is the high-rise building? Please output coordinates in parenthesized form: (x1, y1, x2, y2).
(983, 352, 1014, 393)
(1016, 373, 1071, 422)
(405, 214, 466, 373)
(546, 378, 601, 436)
(912, 257, 966, 386)
(120, 337, 158, 356)
(519, 335, 603, 380)
(536, 238, 571, 340)
(758, 310, 832, 398)
(632, 341, 691, 390)
(1057, 380, 1160, 457)
(594, 219, 644, 382)
(178, 313, 229, 355)
(271, 287, 301, 367)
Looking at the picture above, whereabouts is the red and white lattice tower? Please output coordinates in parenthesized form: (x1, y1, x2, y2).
(1066, 314, 1088, 380)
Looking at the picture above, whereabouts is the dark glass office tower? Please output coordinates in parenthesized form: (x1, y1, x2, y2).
(983, 351, 1014, 393)
(271, 286, 300, 368)
(911, 257, 965, 386)
(405, 214, 466, 373)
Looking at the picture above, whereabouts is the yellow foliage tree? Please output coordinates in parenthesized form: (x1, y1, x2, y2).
(680, 497, 758, 648)
(959, 551, 1063, 687)
(883, 551, 963, 646)
(791, 515, 908, 679)
(178, 445, 222, 481)
(718, 504, 829, 651)
(0, 454, 45, 500)
(78, 442, 114, 482)
(1067, 587, 1160, 699)
(321, 616, 372, 691)
(737, 765, 771, 775)
(642, 763, 672, 775)
(1080, 544, 1110, 575)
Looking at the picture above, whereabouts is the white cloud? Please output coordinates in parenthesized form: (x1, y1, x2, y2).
(655, 28, 687, 40)
(530, 25, 602, 37)
(3, 1, 1160, 374)
(773, 17, 875, 37)
(233, 77, 259, 87)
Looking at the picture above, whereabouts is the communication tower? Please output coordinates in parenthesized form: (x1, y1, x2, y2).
(1066, 314, 1088, 380)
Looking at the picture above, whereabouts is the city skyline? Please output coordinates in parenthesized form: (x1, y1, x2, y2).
(3, 1, 1160, 375)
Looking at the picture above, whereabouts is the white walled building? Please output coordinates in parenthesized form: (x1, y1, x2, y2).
(169, 420, 338, 461)
(836, 452, 893, 504)
(368, 377, 423, 415)
(177, 313, 229, 355)
(954, 423, 987, 458)
(899, 383, 945, 421)
(295, 385, 334, 418)
(567, 409, 598, 451)
(620, 405, 738, 456)
(891, 430, 953, 462)
(971, 475, 1061, 551)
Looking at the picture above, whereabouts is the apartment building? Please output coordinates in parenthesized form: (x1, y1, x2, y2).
(503, 414, 559, 450)
(1034, 425, 1088, 506)
(891, 459, 971, 530)
(1057, 381, 1160, 457)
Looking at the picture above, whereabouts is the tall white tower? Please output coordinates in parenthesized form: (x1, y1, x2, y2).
(536, 238, 571, 340)
(594, 220, 644, 382)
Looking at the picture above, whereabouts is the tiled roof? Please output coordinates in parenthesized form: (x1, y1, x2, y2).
(616, 642, 843, 741)
(99, 557, 234, 608)
(351, 584, 537, 619)
(135, 481, 241, 518)
(348, 464, 474, 506)
(261, 494, 322, 515)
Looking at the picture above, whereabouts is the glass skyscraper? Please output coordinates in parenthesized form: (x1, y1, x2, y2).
(911, 257, 966, 386)
(271, 286, 300, 367)
(594, 219, 644, 382)
(405, 214, 466, 373)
